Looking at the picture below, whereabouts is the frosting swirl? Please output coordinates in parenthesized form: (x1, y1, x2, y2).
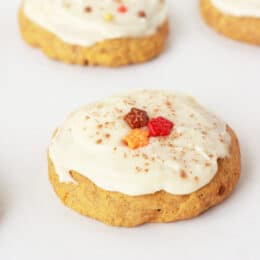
(23, 0, 168, 46)
(49, 90, 231, 196)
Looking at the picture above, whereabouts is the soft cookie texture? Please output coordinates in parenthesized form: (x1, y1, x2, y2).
(18, 5, 168, 67)
(200, 0, 260, 45)
(48, 127, 240, 227)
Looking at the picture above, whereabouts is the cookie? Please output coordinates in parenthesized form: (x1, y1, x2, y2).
(200, 0, 260, 45)
(18, 0, 169, 67)
(48, 90, 241, 227)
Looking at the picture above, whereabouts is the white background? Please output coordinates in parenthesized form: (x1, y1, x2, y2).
(2, 0, 260, 259)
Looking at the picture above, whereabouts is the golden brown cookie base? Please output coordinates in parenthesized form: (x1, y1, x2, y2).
(18, 8, 169, 67)
(200, 0, 260, 45)
(48, 127, 240, 227)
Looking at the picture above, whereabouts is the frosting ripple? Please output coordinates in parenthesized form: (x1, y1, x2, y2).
(49, 90, 231, 196)
(23, 0, 168, 46)
(211, 0, 260, 17)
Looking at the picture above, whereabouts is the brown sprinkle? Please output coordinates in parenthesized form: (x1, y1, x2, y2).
(124, 107, 149, 129)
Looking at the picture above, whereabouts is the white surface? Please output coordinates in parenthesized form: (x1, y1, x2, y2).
(1, 0, 260, 259)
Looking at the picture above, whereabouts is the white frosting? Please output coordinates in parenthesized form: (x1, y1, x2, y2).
(211, 0, 260, 17)
(49, 90, 231, 196)
(23, 0, 168, 46)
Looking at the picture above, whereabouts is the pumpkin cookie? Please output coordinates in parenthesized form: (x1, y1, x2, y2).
(200, 0, 260, 45)
(48, 90, 241, 227)
(18, 0, 169, 67)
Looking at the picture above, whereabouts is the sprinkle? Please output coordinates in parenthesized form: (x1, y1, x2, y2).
(124, 107, 149, 129)
(148, 116, 174, 137)
(123, 129, 149, 149)
(103, 13, 114, 22)
(117, 5, 128, 13)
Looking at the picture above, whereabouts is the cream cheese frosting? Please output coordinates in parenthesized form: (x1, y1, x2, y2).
(49, 90, 231, 196)
(23, 0, 168, 46)
(211, 0, 260, 17)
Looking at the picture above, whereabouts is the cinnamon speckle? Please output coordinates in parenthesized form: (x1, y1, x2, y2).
(135, 166, 142, 172)
(85, 6, 92, 13)
(97, 103, 103, 109)
(105, 133, 111, 139)
(142, 153, 148, 160)
(96, 139, 102, 144)
(138, 10, 146, 18)
(180, 170, 187, 179)
(219, 138, 224, 143)
(92, 112, 99, 117)
(205, 162, 211, 167)
(165, 100, 171, 107)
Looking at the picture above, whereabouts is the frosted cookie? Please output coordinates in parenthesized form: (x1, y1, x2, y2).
(200, 0, 260, 45)
(48, 90, 241, 227)
(18, 0, 169, 67)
